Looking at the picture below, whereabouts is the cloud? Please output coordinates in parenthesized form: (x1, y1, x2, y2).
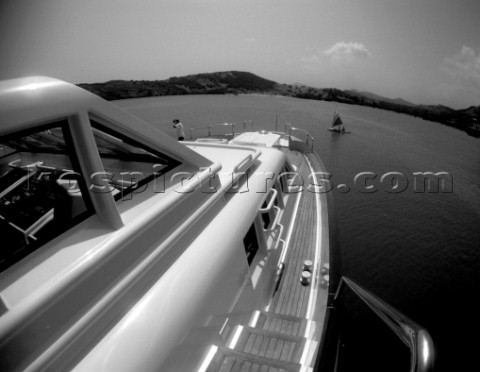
(300, 54, 321, 64)
(323, 41, 371, 65)
(443, 45, 480, 89)
(436, 46, 480, 108)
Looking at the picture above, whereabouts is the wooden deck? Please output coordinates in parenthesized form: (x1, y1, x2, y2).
(269, 151, 318, 319)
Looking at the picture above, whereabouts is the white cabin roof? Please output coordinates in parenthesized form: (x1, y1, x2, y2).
(230, 131, 281, 148)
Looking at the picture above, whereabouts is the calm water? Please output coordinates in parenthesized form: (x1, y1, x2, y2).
(115, 95, 480, 371)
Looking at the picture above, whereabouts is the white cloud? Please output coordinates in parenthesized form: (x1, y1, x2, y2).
(323, 41, 371, 65)
(443, 45, 480, 89)
(437, 46, 480, 108)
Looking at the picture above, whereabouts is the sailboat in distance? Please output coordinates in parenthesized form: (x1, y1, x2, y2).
(328, 111, 350, 133)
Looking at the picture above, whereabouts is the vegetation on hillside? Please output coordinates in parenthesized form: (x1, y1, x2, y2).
(78, 71, 276, 99)
(78, 71, 480, 138)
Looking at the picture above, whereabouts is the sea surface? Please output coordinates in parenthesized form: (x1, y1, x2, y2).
(115, 94, 480, 372)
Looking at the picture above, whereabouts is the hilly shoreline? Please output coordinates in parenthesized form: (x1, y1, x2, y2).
(78, 71, 480, 138)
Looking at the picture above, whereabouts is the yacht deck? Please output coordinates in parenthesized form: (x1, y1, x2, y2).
(269, 151, 318, 319)
(205, 150, 330, 371)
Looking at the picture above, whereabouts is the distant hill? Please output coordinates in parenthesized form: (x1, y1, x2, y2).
(77, 71, 480, 138)
(77, 71, 277, 100)
(345, 89, 416, 107)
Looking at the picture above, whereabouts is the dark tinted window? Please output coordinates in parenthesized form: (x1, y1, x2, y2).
(243, 223, 259, 265)
(91, 121, 180, 200)
(0, 122, 92, 272)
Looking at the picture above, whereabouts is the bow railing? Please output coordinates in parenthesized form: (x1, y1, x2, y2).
(331, 277, 435, 372)
(285, 123, 315, 152)
(188, 120, 316, 153)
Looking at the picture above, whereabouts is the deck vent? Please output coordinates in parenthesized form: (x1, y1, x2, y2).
(300, 271, 311, 286)
(302, 259, 313, 272)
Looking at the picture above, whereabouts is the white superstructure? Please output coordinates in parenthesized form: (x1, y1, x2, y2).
(0, 77, 334, 372)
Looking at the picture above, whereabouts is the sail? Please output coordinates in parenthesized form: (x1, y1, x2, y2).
(332, 112, 343, 127)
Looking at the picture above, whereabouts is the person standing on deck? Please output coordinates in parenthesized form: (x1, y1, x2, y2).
(172, 119, 185, 141)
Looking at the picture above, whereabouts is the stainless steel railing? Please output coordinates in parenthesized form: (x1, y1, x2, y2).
(210, 122, 235, 136)
(241, 120, 254, 131)
(188, 120, 316, 153)
(189, 126, 211, 139)
(285, 123, 315, 152)
(189, 122, 236, 139)
(334, 277, 435, 372)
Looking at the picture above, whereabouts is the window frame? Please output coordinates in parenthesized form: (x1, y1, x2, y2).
(89, 120, 181, 201)
(0, 119, 95, 272)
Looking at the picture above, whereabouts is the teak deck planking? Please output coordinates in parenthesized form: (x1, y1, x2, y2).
(270, 151, 318, 318)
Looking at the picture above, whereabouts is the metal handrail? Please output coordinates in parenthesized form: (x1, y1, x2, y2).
(271, 220, 284, 248)
(266, 206, 282, 234)
(286, 123, 315, 152)
(242, 120, 254, 131)
(190, 126, 211, 138)
(210, 122, 235, 136)
(188, 120, 316, 154)
(335, 277, 435, 372)
(259, 188, 278, 214)
(190, 123, 236, 139)
(189, 120, 253, 140)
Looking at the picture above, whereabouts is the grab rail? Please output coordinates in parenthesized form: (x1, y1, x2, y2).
(272, 221, 284, 250)
(259, 188, 278, 214)
(335, 277, 435, 372)
(269, 206, 282, 233)
(232, 153, 253, 175)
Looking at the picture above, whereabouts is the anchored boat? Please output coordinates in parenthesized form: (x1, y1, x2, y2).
(328, 112, 350, 134)
(0, 77, 433, 371)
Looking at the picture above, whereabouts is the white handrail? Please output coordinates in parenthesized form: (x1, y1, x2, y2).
(259, 188, 278, 213)
(272, 221, 284, 252)
(232, 153, 253, 174)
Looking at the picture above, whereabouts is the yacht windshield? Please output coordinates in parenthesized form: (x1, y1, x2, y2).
(90, 122, 180, 199)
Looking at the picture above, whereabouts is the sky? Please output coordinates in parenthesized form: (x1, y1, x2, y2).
(0, 0, 479, 109)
